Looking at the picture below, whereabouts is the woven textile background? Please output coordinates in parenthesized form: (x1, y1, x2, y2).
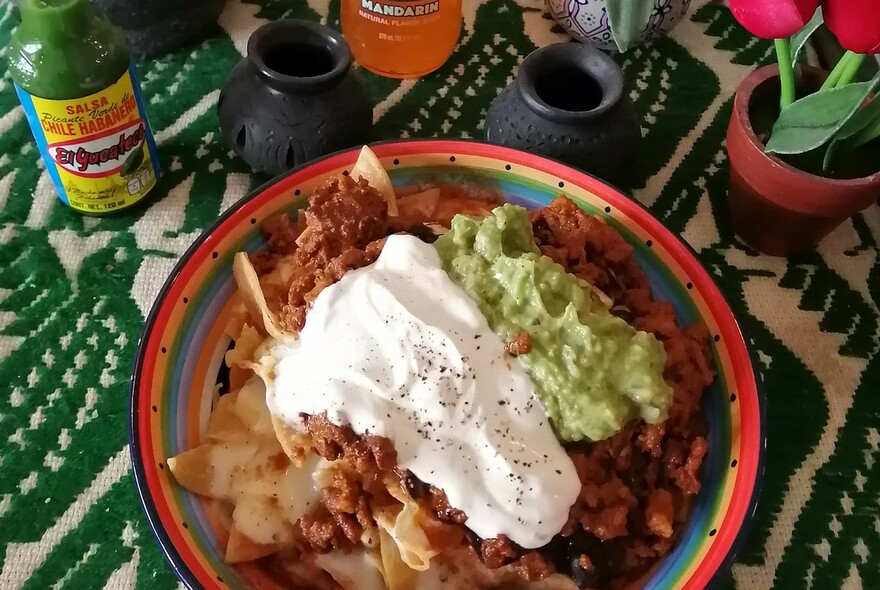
(0, 0, 878, 588)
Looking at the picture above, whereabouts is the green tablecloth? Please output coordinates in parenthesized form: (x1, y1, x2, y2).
(1, 1, 878, 588)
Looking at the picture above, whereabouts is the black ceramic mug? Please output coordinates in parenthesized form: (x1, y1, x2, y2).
(218, 20, 373, 177)
(484, 43, 641, 182)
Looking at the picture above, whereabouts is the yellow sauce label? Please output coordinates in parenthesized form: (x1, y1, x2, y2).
(16, 65, 160, 214)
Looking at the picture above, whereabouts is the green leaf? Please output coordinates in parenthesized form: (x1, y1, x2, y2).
(765, 73, 880, 155)
(607, 0, 655, 54)
(822, 96, 880, 170)
(833, 96, 880, 142)
(790, 7, 823, 67)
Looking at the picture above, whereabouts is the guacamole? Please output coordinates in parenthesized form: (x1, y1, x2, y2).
(434, 204, 672, 442)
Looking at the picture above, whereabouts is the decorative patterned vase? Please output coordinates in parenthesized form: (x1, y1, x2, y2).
(545, 0, 691, 50)
(91, 0, 226, 57)
(727, 65, 880, 256)
(484, 43, 640, 181)
(217, 20, 373, 177)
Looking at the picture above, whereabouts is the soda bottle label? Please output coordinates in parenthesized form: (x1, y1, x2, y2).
(361, 0, 440, 18)
(359, 0, 440, 18)
(14, 63, 161, 214)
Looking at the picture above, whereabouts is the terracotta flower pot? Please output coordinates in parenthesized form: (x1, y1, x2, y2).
(726, 65, 880, 256)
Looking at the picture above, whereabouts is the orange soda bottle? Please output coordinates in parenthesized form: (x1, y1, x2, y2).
(341, 0, 462, 79)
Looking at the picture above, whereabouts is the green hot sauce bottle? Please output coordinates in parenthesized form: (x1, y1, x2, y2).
(9, 0, 161, 215)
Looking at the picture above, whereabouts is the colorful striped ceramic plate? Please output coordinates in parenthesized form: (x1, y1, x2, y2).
(130, 140, 764, 590)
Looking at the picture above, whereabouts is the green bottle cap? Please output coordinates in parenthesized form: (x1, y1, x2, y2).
(9, 0, 131, 99)
(19, 0, 94, 40)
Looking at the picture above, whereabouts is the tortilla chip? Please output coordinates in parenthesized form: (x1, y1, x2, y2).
(396, 188, 440, 219)
(226, 324, 263, 366)
(314, 549, 387, 590)
(374, 481, 438, 572)
(591, 286, 614, 310)
(167, 442, 257, 498)
(232, 252, 290, 340)
(224, 295, 251, 340)
(226, 524, 289, 563)
(351, 146, 398, 216)
(379, 528, 419, 590)
(167, 447, 216, 497)
(233, 377, 275, 438)
(272, 416, 313, 468)
(271, 555, 348, 589)
(205, 391, 248, 443)
(295, 225, 314, 248)
(226, 324, 264, 391)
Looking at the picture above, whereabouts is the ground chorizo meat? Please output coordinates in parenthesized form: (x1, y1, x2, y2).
(254, 175, 434, 332)
(279, 176, 390, 331)
(289, 414, 399, 553)
(646, 489, 674, 539)
(256, 190, 714, 587)
(481, 536, 519, 569)
(250, 213, 302, 276)
(512, 551, 555, 581)
(504, 331, 532, 356)
(293, 507, 347, 553)
(531, 197, 714, 586)
(303, 413, 398, 486)
(425, 485, 468, 524)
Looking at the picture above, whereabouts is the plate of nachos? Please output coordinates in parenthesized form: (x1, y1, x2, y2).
(130, 141, 764, 590)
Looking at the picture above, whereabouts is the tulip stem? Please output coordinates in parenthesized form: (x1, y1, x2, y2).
(821, 52, 852, 90)
(821, 51, 863, 90)
(775, 38, 796, 110)
(835, 53, 866, 88)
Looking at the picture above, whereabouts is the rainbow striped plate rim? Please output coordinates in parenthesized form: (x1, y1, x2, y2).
(130, 140, 764, 590)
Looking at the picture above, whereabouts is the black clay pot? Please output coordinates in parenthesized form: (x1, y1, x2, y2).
(484, 43, 640, 181)
(218, 20, 373, 177)
(92, 0, 226, 57)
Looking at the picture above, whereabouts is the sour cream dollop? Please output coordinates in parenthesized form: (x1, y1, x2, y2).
(262, 234, 580, 549)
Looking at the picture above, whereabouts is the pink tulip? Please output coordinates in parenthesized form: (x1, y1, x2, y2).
(824, 0, 880, 54)
(729, 0, 820, 39)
